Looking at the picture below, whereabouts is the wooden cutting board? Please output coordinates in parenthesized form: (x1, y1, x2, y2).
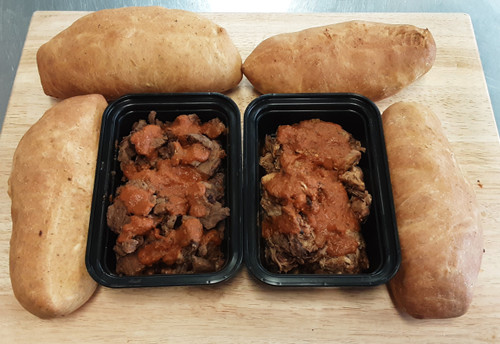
(1, 11, 499, 343)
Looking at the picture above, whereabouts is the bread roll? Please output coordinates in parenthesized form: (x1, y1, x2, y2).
(242, 21, 436, 101)
(37, 7, 242, 99)
(383, 102, 483, 319)
(8, 94, 108, 318)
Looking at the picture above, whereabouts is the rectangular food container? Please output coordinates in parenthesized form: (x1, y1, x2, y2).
(86, 93, 242, 287)
(243, 93, 400, 287)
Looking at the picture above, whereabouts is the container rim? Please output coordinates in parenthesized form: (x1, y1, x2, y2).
(242, 92, 401, 287)
(85, 92, 243, 288)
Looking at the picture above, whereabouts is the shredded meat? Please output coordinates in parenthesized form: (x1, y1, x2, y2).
(260, 119, 371, 274)
(108, 112, 229, 276)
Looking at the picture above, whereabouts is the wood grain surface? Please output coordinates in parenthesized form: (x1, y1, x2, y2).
(0, 11, 499, 343)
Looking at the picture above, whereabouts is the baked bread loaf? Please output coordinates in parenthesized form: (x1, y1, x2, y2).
(37, 7, 242, 99)
(8, 94, 108, 318)
(383, 102, 483, 319)
(242, 21, 436, 101)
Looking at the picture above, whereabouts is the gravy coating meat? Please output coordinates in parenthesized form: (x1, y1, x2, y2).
(107, 112, 229, 275)
(260, 119, 371, 274)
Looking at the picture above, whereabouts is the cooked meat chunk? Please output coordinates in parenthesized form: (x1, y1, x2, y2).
(340, 166, 365, 191)
(107, 113, 229, 276)
(187, 133, 226, 176)
(200, 201, 230, 229)
(340, 166, 373, 222)
(107, 199, 130, 233)
(205, 172, 225, 203)
(117, 139, 136, 165)
(116, 252, 146, 276)
(260, 189, 282, 217)
(115, 236, 145, 256)
(260, 135, 281, 174)
(153, 197, 169, 215)
(350, 191, 372, 223)
(260, 119, 371, 274)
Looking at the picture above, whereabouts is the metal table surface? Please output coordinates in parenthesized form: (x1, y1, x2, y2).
(1, 0, 499, 135)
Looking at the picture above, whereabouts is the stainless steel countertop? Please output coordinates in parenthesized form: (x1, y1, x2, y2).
(1, 0, 499, 134)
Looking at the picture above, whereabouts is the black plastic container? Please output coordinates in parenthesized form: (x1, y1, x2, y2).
(243, 93, 400, 287)
(86, 93, 242, 287)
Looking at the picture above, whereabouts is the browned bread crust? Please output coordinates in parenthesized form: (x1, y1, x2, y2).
(242, 21, 436, 101)
(8, 94, 107, 318)
(383, 102, 483, 319)
(37, 7, 242, 99)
